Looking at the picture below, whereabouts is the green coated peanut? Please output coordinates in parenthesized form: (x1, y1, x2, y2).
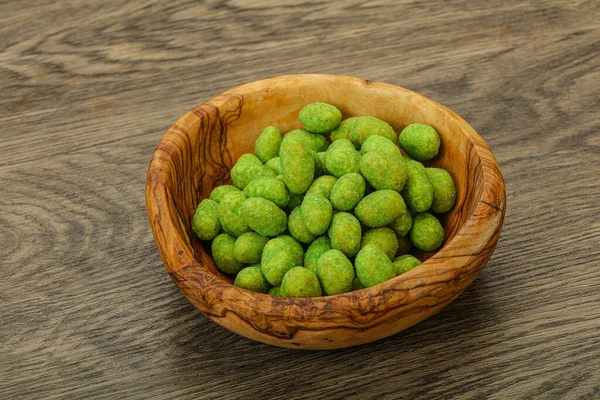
(265, 157, 281, 175)
(288, 206, 317, 243)
(243, 176, 290, 208)
(361, 135, 403, 160)
(389, 209, 413, 238)
(230, 157, 276, 189)
(410, 212, 445, 251)
(399, 123, 440, 161)
(280, 134, 315, 194)
(329, 172, 365, 211)
(306, 175, 337, 199)
(300, 194, 333, 235)
(393, 254, 422, 276)
(268, 286, 281, 296)
(359, 151, 407, 191)
(218, 191, 251, 237)
(254, 126, 282, 163)
(234, 266, 271, 293)
(233, 232, 269, 264)
(280, 267, 322, 298)
(316, 249, 355, 295)
(284, 192, 304, 213)
(261, 237, 297, 286)
(352, 276, 365, 291)
(304, 237, 332, 274)
(360, 227, 398, 260)
(402, 160, 434, 212)
(241, 197, 287, 237)
(285, 129, 330, 153)
(278, 235, 304, 267)
(328, 212, 362, 257)
(325, 138, 361, 178)
(209, 185, 241, 203)
(354, 189, 406, 227)
(426, 167, 456, 214)
(211, 233, 245, 275)
(355, 244, 396, 288)
(298, 102, 342, 133)
(192, 198, 221, 240)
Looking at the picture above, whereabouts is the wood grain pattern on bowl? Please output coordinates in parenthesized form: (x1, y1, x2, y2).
(145, 74, 506, 350)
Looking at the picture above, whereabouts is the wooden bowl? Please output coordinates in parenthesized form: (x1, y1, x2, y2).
(146, 74, 505, 350)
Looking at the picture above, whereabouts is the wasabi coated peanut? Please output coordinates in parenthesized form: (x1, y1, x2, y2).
(298, 102, 342, 134)
(288, 207, 317, 243)
(410, 212, 445, 251)
(218, 191, 251, 237)
(393, 254, 422, 276)
(312, 151, 326, 178)
(192, 199, 221, 240)
(280, 134, 315, 194)
(285, 192, 304, 213)
(278, 235, 304, 266)
(316, 249, 355, 295)
(325, 138, 361, 178)
(234, 266, 270, 293)
(304, 237, 331, 274)
(210, 185, 241, 203)
(265, 157, 281, 174)
(399, 123, 440, 161)
(233, 232, 269, 264)
(268, 286, 281, 296)
(280, 267, 322, 298)
(426, 168, 456, 214)
(237, 153, 263, 166)
(355, 244, 396, 288)
(261, 237, 297, 285)
(389, 209, 412, 238)
(230, 157, 276, 189)
(354, 190, 406, 228)
(352, 277, 365, 291)
(402, 160, 434, 212)
(254, 126, 282, 163)
(396, 236, 412, 256)
(306, 175, 337, 199)
(360, 151, 408, 191)
(211, 233, 245, 274)
(361, 135, 402, 160)
(241, 197, 287, 237)
(300, 194, 333, 235)
(330, 118, 353, 142)
(361, 227, 398, 260)
(328, 212, 362, 257)
(329, 172, 365, 211)
(285, 129, 330, 153)
(331, 116, 396, 149)
(243, 176, 290, 207)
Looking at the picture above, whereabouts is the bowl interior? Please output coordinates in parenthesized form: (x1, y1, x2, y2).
(166, 75, 483, 285)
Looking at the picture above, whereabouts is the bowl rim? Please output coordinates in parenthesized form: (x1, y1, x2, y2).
(146, 74, 506, 339)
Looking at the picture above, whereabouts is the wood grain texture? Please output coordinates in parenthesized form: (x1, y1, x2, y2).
(1, 0, 599, 397)
(146, 74, 506, 349)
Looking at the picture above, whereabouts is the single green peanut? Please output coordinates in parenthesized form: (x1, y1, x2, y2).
(300, 194, 333, 235)
(355, 244, 396, 288)
(211, 233, 245, 274)
(243, 176, 290, 208)
(361, 135, 403, 160)
(354, 190, 406, 227)
(278, 235, 304, 267)
(359, 151, 408, 191)
(316, 249, 355, 295)
(331, 116, 396, 149)
(325, 138, 361, 178)
(399, 123, 440, 161)
(393, 254, 422, 275)
(280, 267, 322, 297)
(361, 227, 398, 260)
(268, 286, 281, 296)
(218, 191, 251, 237)
(230, 163, 276, 189)
(330, 118, 353, 142)
(254, 126, 282, 163)
(284, 192, 304, 213)
(328, 212, 362, 257)
(352, 277, 365, 291)
(234, 266, 271, 293)
(410, 212, 445, 251)
(389, 209, 413, 238)
(280, 134, 315, 194)
(261, 237, 297, 286)
(396, 236, 413, 256)
(285, 129, 330, 152)
(265, 157, 282, 174)
(298, 102, 342, 133)
(329, 172, 365, 211)
(237, 153, 263, 166)
(233, 232, 269, 264)
(306, 175, 337, 199)
(210, 185, 241, 203)
(241, 197, 287, 237)
(312, 151, 326, 178)
(304, 237, 332, 274)
(192, 198, 221, 240)
(288, 206, 317, 243)
(402, 160, 434, 212)
(426, 168, 456, 214)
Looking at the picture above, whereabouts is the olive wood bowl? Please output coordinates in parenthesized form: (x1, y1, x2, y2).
(146, 74, 505, 350)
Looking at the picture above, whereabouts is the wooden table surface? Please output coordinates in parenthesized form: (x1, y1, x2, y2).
(2, 1, 599, 398)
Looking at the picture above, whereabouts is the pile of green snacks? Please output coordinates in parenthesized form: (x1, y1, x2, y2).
(192, 102, 456, 297)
